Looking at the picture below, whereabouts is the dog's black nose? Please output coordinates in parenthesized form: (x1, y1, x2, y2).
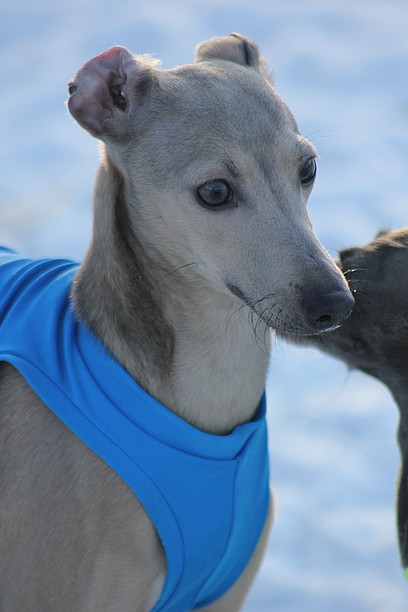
(304, 289, 355, 333)
(339, 246, 359, 262)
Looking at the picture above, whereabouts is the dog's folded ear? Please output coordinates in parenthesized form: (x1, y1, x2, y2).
(195, 33, 270, 77)
(67, 46, 155, 138)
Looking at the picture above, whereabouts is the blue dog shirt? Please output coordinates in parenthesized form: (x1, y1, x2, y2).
(0, 247, 270, 611)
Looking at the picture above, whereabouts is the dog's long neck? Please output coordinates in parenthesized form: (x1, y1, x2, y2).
(73, 158, 271, 435)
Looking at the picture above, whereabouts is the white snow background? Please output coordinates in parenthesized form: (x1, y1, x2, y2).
(1, 1, 408, 610)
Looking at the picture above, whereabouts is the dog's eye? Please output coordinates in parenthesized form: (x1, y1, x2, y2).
(300, 157, 317, 187)
(197, 180, 233, 208)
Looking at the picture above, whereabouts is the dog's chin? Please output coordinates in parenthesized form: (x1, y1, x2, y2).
(274, 323, 343, 346)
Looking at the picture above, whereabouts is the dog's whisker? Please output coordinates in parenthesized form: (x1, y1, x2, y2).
(154, 262, 199, 287)
(141, 215, 164, 222)
(344, 267, 381, 281)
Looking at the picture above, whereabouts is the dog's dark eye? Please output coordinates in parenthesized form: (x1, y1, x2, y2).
(197, 180, 233, 208)
(300, 157, 317, 187)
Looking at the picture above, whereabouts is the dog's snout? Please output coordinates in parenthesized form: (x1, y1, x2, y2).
(304, 289, 355, 333)
(339, 247, 359, 265)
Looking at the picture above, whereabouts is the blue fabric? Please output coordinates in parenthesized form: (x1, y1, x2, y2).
(0, 247, 270, 611)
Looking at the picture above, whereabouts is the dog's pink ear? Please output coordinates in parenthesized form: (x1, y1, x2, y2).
(67, 46, 147, 138)
(195, 33, 268, 75)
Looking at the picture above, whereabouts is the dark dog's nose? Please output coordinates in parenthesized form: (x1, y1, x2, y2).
(339, 247, 359, 263)
(303, 289, 355, 333)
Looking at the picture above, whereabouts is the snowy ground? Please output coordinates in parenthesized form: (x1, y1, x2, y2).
(1, 1, 408, 610)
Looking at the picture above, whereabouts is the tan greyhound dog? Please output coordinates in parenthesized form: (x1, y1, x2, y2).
(0, 34, 354, 611)
(307, 227, 408, 583)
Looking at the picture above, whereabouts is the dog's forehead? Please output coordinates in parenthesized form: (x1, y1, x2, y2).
(362, 231, 408, 269)
(133, 60, 305, 177)
(376, 228, 408, 250)
(155, 61, 298, 140)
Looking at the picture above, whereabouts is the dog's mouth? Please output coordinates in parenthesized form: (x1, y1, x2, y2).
(225, 281, 354, 338)
(226, 282, 250, 305)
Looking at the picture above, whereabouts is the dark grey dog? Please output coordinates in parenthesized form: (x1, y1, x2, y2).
(308, 227, 408, 580)
(0, 34, 353, 610)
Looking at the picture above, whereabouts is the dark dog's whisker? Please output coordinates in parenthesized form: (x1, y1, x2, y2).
(344, 267, 381, 282)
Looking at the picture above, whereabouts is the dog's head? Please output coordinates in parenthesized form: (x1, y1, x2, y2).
(67, 34, 353, 338)
(309, 227, 408, 575)
(312, 228, 408, 380)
